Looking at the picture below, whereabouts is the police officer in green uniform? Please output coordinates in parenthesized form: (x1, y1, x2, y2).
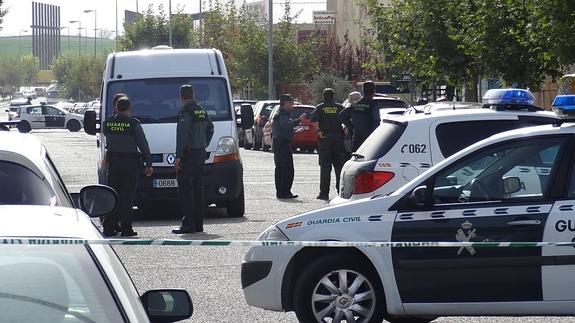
(339, 81, 379, 151)
(272, 94, 306, 199)
(102, 96, 153, 237)
(310, 88, 346, 200)
(172, 85, 214, 234)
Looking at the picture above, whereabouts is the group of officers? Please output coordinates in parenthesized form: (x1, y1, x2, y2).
(101, 81, 379, 237)
(272, 81, 379, 200)
(101, 84, 213, 237)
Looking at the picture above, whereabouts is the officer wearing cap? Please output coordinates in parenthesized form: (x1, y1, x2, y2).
(173, 85, 214, 234)
(273, 94, 306, 199)
(310, 88, 346, 200)
(102, 96, 153, 237)
(339, 81, 380, 151)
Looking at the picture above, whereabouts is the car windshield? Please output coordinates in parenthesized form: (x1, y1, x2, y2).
(0, 161, 58, 206)
(0, 245, 124, 323)
(106, 77, 231, 123)
(375, 99, 409, 109)
(261, 104, 276, 119)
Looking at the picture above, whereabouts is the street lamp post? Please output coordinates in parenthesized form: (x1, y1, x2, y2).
(268, 0, 273, 99)
(59, 27, 70, 54)
(69, 20, 81, 56)
(168, 0, 173, 47)
(18, 29, 29, 65)
(83, 10, 97, 57)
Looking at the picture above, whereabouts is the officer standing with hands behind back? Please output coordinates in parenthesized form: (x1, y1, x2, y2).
(102, 96, 153, 237)
(339, 81, 379, 151)
(310, 88, 346, 201)
(173, 85, 214, 234)
(273, 94, 306, 199)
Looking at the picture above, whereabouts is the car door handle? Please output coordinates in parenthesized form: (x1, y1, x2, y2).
(507, 220, 541, 226)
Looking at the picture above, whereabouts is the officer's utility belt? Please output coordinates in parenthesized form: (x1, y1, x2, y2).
(107, 151, 141, 159)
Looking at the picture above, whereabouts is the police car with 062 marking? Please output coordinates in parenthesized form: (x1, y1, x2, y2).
(242, 90, 575, 323)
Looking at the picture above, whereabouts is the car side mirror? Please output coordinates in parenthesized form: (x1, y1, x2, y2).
(84, 110, 99, 135)
(140, 289, 193, 323)
(240, 104, 254, 130)
(77, 185, 118, 217)
(411, 185, 428, 207)
(503, 177, 522, 195)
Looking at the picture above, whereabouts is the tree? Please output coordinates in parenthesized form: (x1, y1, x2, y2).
(366, 0, 479, 100)
(52, 54, 105, 101)
(0, 56, 23, 90)
(120, 5, 194, 50)
(0, 0, 7, 30)
(272, 2, 319, 93)
(20, 54, 40, 84)
(366, 0, 575, 99)
(307, 73, 353, 103)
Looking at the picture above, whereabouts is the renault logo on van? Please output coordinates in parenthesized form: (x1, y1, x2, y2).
(166, 154, 176, 165)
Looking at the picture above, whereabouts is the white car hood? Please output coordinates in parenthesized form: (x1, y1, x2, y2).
(275, 195, 398, 240)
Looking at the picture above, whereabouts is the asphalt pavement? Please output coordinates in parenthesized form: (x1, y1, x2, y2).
(18, 127, 574, 323)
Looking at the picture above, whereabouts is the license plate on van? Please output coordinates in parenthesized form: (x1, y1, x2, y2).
(153, 179, 178, 188)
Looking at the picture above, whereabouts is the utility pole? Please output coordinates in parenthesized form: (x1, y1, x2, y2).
(268, 0, 273, 99)
(83, 10, 97, 57)
(69, 20, 81, 56)
(115, 0, 118, 51)
(168, 0, 173, 47)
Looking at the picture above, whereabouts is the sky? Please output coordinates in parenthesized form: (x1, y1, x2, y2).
(0, 0, 326, 37)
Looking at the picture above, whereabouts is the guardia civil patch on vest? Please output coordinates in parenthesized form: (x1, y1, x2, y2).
(105, 120, 134, 134)
(354, 103, 370, 112)
(192, 109, 208, 122)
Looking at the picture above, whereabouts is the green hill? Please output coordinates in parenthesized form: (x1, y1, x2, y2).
(0, 35, 116, 59)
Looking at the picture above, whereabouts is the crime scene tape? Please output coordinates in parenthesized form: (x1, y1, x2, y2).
(1, 237, 575, 248)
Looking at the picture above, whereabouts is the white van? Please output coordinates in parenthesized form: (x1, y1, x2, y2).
(84, 47, 254, 217)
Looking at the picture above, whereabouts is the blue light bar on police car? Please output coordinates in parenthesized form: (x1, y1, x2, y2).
(482, 89, 535, 106)
(552, 95, 575, 116)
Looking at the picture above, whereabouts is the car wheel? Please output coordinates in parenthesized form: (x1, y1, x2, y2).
(226, 185, 245, 217)
(67, 119, 81, 132)
(294, 254, 385, 323)
(17, 121, 32, 133)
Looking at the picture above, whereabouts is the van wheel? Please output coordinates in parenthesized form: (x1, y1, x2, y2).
(67, 119, 81, 132)
(294, 254, 386, 323)
(226, 186, 245, 217)
(17, 121, 31, 133)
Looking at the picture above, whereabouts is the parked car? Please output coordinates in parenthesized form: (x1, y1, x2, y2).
(243, 110, 575, 322)
(246, 100, 279, 150)
(234, 100, 256, 147)
(15, 103, 84, 133)
(262, 105, 318, 153)
(34, 86, 47, 97)
(0, 131, 195, 322)
(332, 89, 559, 205)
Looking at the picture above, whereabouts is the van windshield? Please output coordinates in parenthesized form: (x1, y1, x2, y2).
(106, 78, 231, 123)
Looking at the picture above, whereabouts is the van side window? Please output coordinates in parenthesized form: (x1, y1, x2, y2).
(435, 120, 520, 157)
